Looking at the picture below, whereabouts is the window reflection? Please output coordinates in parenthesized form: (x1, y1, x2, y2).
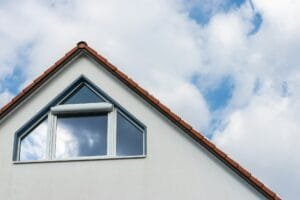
(55, 114, 107, 159)
(20, 118, 48, 161)
(62, 85, 104, 104)
(117, 113, 144, 156)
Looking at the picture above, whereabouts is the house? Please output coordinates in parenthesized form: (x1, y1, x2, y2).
(0, 41, 280, 199)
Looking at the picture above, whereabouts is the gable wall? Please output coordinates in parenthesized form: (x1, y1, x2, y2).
(0, 54, 266, 200)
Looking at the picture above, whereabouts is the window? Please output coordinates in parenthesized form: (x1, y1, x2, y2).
(55, 114, 108, 159)
(19, 118, 48, 161)
(116, 112, 144, 156)
(62, 84, 104, 104)
(15, 82, 146, 162)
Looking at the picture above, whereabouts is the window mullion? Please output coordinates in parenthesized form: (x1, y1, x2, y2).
(45, 113, 51, 160)
(48, 113, 57, 160)
(17, 137, 21, 161)
(107, 108, 117, 157)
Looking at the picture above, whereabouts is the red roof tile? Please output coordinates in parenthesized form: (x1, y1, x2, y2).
(0, 41, 281, 200)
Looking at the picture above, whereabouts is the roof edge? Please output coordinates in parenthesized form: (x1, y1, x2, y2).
(0, 45, 81, 120)
(0, 41, 281, 200)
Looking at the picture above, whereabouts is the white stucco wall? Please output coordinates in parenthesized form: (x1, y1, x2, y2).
(0, 54, 266, 200)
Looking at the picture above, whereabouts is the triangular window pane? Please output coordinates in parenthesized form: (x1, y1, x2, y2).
(62, 85, 104, 104)
(20, 118, 48, 161)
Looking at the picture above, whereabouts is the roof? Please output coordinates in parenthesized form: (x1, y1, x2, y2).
(0, 41, 281, 200)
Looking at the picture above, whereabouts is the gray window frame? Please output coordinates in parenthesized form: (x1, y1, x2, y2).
(116, 110, 146, 156)
(17, 115, 49, 161)
(14, 80, 146, 163)
(16, 102, 146, 163)
(49, 102, 113, 160)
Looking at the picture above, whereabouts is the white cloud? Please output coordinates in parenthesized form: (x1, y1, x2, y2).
(207, 1, 300, 199)
(153, 81, 211, 130)
(0, 0, 211, 129)
(213, 85, 300, 199)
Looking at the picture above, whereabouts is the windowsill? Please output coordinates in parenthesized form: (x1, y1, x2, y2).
(13, 155, 146, 164)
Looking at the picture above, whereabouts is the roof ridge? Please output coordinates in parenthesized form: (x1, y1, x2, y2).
(0, 41, 281, 200)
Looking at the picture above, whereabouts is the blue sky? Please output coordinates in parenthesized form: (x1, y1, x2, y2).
(0, 44, 31, 94)
(0, 0, 299, 199)
(191, 74, 235, 111)
(188, 0, 246, 25)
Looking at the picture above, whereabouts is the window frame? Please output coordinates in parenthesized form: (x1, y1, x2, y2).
(17, 115, 49, 161)
(49, 102, 113, 160)
(116, 110, 146, 156)
(14, 78, 146, 163)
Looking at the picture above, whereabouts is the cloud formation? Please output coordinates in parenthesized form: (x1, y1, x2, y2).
(0, 0, 299, 198)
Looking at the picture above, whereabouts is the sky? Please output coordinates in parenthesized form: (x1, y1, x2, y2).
(0, 0, 299, 199)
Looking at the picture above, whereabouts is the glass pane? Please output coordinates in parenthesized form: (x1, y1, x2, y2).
(55, 114, 107, 159)
(20, 118, 48, 161)
(62, 85, 104, 104)
(117, 113, 144, 156)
